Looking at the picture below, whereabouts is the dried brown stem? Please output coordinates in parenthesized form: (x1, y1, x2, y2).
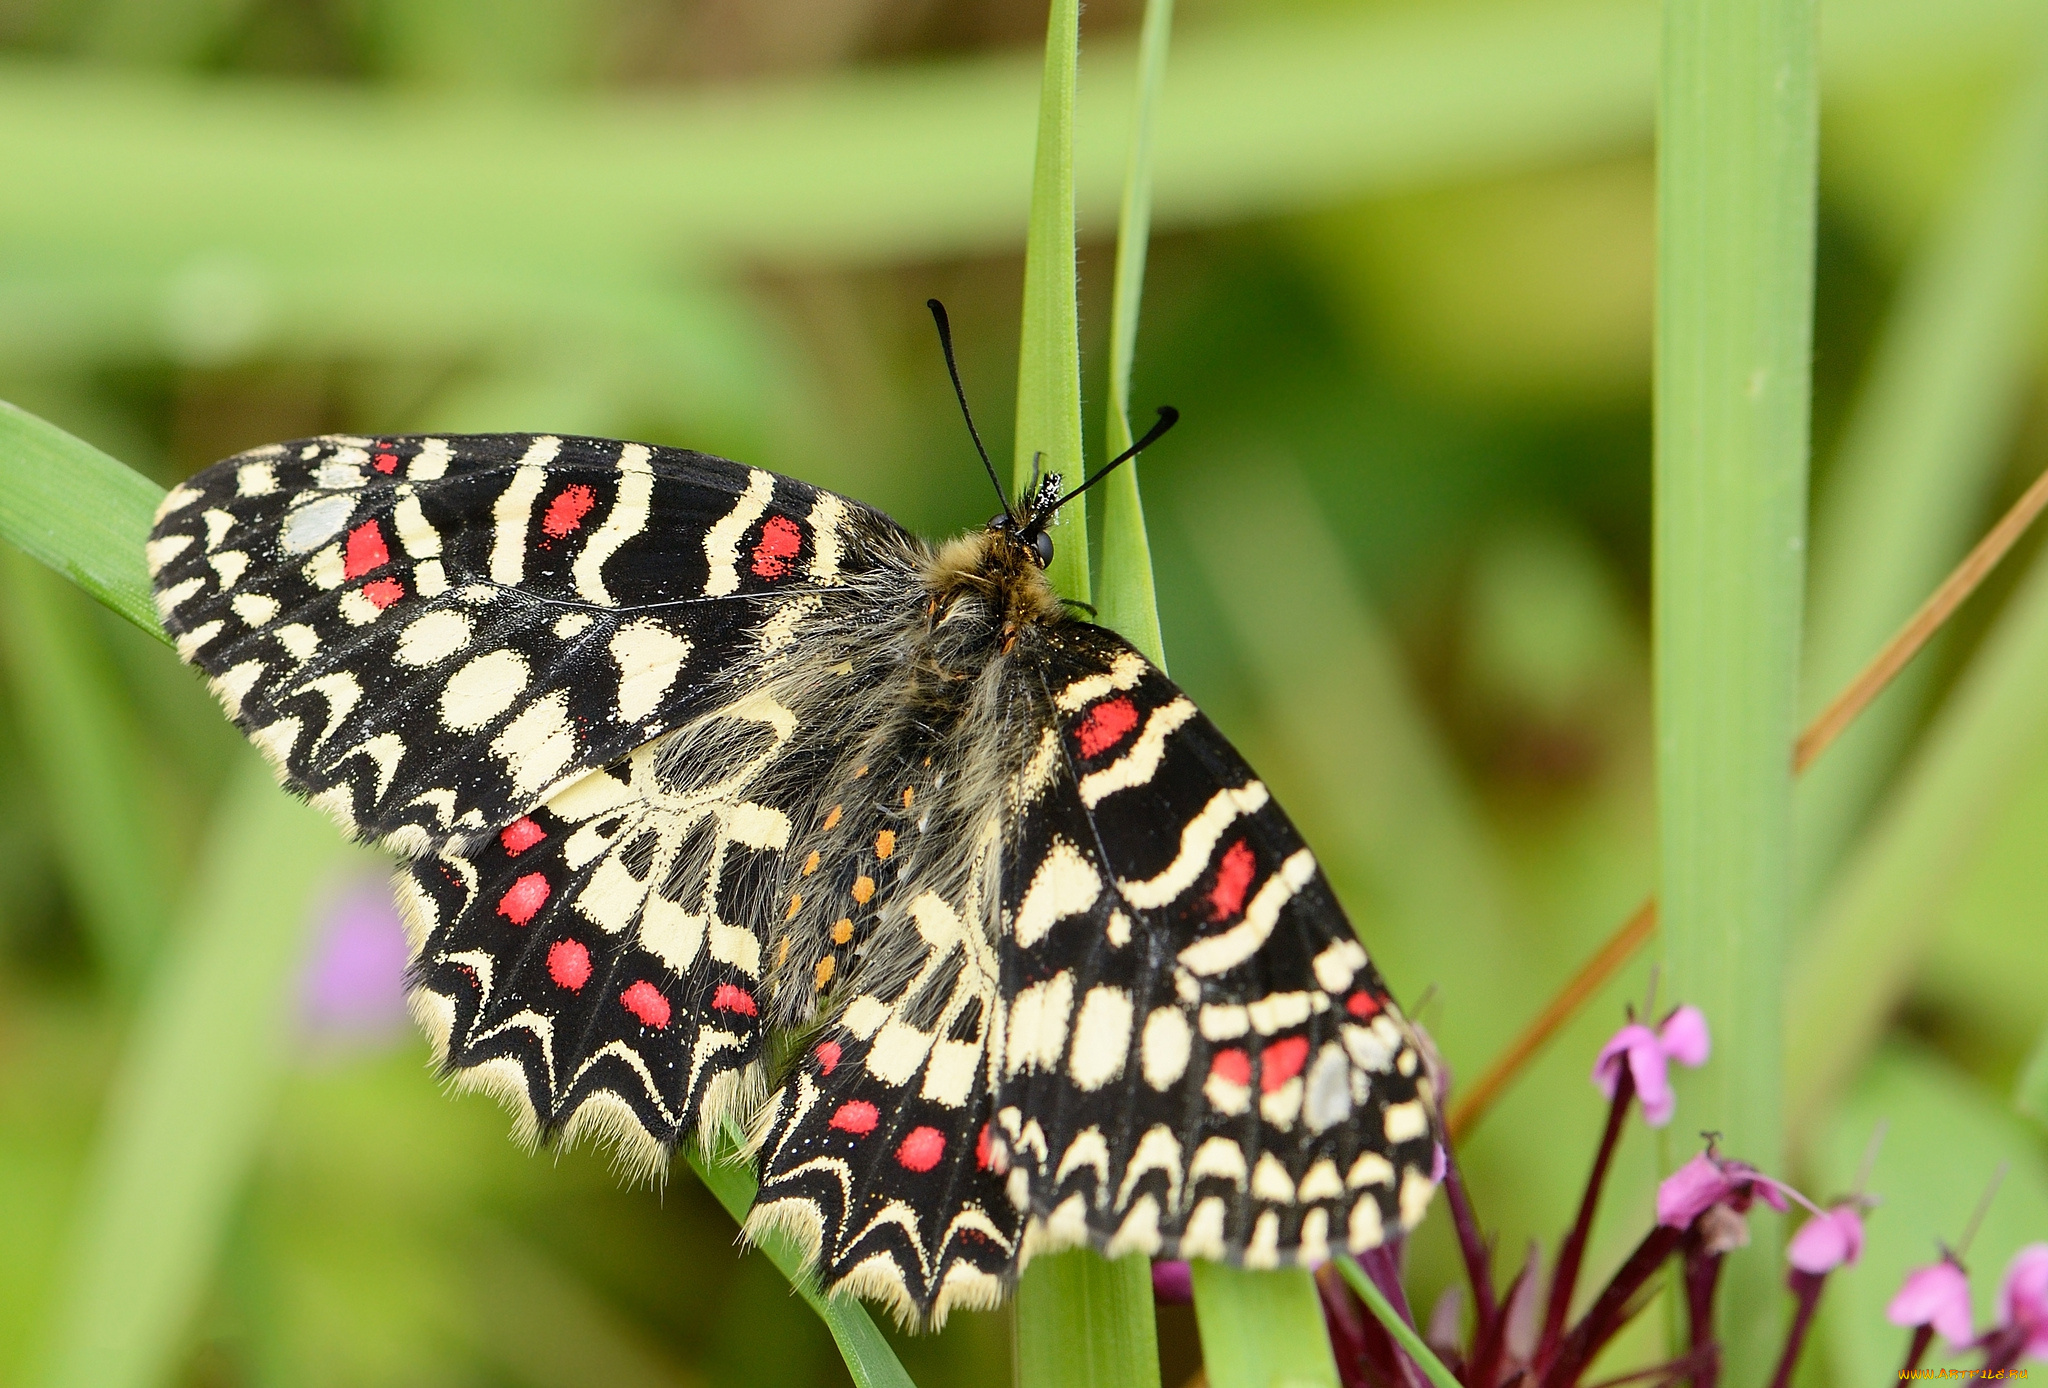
(1446, 899, 1657, 1141)
(1449, 460, 2048, 1139)
(1795, 461, 2048, 773)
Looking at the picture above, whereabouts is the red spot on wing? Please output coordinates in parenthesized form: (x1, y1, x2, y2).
(1207, 839, 1256, 921)
(500, 818, 546, 855)
(897, 1126, 945, 1172)
(1210, 1048, 1251, 1087)
(1346, 991, 1382, 1020)
(362, 578, 404, 610)
(547, 939, 592, 991)
(1075, 695, 1140, 758)
(620, 980, 672, 1029)
(344, 520, 391, 579)
(1260, 1035, 1311, 1092)
(711, 983, 757, 1017)
(975, 1122, 993, 1170)
(542, 484, 597, 539)
(750, 515, 802, 578)
(497, 873, 550, 925)
(372, 451, 399, 474)
(829, 1100, 878, 1136)
(815, 1040, 842, 1075)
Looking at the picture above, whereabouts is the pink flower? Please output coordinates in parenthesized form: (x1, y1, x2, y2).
(1997, 1243, 2048, 1357)
(1656, 1151, 1791, 1228)
(1887, 1259, 1976, 1348)
(300, 878, 411, 1041)
(1787, 1205, 1865, 1273)
(1593, 1005, 1710, 1126)
(1658, 1153, 1731, 1227)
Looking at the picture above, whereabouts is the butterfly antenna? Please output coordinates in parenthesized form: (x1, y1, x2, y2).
(1044, 406, 1180, 514)
(927, 299, 1009, 515)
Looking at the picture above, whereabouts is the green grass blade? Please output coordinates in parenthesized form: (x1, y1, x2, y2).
(1015, 1252, 1159, 1388)
(1332, 1260, 1459, 1388)
(0, 401, 167, 644)
(1011, 0, 1087, 605)
(686, 1139, 916, 1388)
(1093, 0, 1174, 670)
(0, 547, 174, 988)
(34, 755, 356, 1388)
(1654, 0, 1818, 1374)
(1787, 542, 2048, 1138)
(1011, 4, 1157, 1381)
(1796, 45, 2048, 904)
(1189, 1263, 1337, 1388)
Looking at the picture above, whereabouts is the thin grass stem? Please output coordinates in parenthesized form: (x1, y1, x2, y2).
(1333, 1258, 1461, 1388)
(1094, 0, 1174, 668)
(1011, 0, 1087, 605)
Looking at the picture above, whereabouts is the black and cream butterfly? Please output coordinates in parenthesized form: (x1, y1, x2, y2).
(146, 397, 1441, 1325)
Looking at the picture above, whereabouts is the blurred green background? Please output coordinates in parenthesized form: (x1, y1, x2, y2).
(2, 0, 2047, 1384)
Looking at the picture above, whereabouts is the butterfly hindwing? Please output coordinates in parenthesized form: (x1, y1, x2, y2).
(747, 702, 1021, 1323)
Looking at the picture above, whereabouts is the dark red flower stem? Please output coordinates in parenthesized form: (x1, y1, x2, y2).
(1537, 1067, 1635, 1366)
(1540, 1224, 1685, 1387)
(1316, 1262, 1394, 1388)
(1358, 1248, 1430, 1388)
(1978, 1324, 2029, 1373)
(1681, 1229, 1725, 1388)
(1444, 1152, 1499, 1324)
(1766, 1269, 1826, 1388)
(1466, 1256, 1527, 1388)
(1897, 1324, 1934, 1375)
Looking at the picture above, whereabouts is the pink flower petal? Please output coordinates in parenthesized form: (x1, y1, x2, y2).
(1658, 1005, 1711, 1068)
(1658, 1153, 1733, 1228)
(1593, 1023, 1657, 1099)
(1888, 1260, 1976, 1347)
(1998, 1243, 2048, 1355)
(1787, 1207, 1864, 1273)
(1749, 1172, 1791, 1213)
(1629, 1039, 1676, 1126)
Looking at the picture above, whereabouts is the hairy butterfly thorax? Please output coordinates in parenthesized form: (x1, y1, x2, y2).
(146, 333, 1441, 1328)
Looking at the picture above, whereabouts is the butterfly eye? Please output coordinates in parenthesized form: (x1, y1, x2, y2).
(986, 513, 1011, 532)
(1029, 530, 1054, 568)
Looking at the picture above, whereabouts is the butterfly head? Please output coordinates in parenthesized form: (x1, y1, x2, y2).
(927, 299, 1179, 578)
(987, 472, 1066, 569)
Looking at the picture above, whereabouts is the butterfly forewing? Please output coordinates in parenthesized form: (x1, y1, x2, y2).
(148, 433, 899, 852)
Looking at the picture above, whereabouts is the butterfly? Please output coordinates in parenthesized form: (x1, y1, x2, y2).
(144, 312, 1441, 1327)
